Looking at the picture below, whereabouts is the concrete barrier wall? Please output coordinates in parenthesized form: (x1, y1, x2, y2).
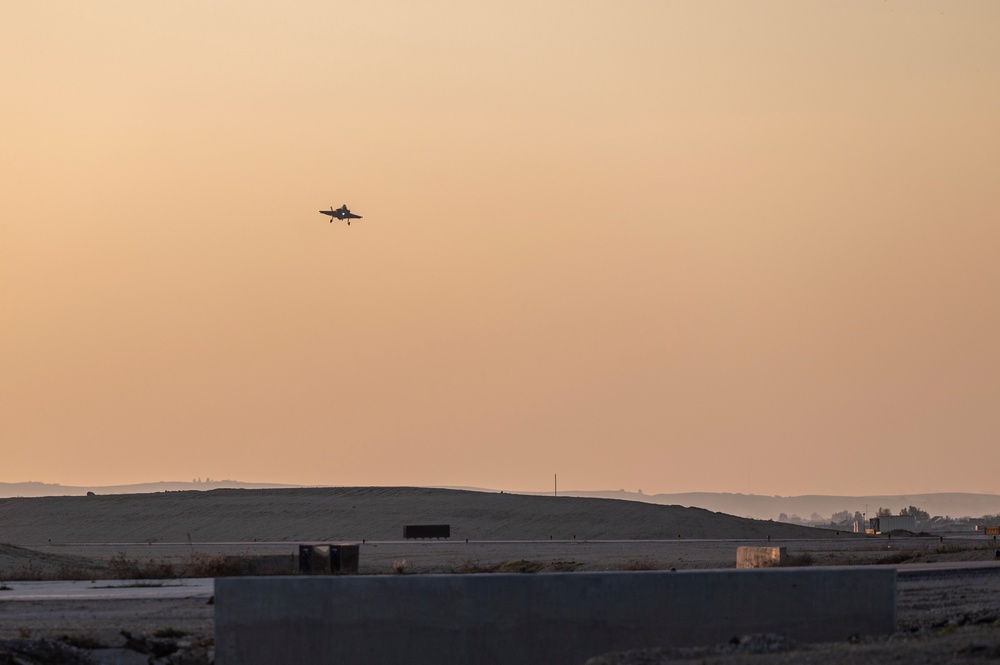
(215, 568, 896, 665)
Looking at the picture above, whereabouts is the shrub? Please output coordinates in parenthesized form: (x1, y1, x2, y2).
(496, 559, 543, 573)
(785, 553, 814, 567)
(621, 559, 667, 571)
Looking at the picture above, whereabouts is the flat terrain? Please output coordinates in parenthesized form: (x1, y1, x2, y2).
(2, 487, 999, 663)
(7, 534, 998, 579)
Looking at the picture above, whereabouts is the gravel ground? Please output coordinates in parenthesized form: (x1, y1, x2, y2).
(0, 596, 214, 664)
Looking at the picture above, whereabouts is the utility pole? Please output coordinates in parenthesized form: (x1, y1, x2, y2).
(554, 474, 557, 497)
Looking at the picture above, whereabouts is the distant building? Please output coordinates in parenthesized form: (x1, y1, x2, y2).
(869, 515, 917, 534)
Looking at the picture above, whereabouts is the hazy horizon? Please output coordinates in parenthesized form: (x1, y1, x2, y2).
(5, 480, 1000, 524)
(3, 2, 999, 496)
(4, 477, 1000, 498)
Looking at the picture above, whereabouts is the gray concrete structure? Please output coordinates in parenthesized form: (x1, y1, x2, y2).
(215, 568, 896, 665)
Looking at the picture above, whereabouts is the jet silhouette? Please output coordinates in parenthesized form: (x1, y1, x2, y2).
(320, 205, 363, 225)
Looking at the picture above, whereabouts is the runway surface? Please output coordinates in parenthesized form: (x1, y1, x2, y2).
(0, 578, 213, 601)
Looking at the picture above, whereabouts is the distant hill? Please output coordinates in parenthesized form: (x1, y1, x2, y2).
(0, 487, 837, 544)
(3, 481, 996, 523)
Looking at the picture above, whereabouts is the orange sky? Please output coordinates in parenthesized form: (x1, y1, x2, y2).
(3, 1, 999, 495)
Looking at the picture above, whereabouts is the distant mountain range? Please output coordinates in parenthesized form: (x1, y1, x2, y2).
(540, 490, 1000, 521)
(2, 482, 998, 521)
(0, 480, 296, 498)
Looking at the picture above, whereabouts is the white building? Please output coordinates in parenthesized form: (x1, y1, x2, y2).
(869, 514, 917, 534)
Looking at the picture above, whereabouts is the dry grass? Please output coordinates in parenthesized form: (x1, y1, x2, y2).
(875, 552, 916, 565)
(785, 553, 814, 567)
(2, 563, 102, 582)
(152, 628, 188, 639)
(452, 559, 583, 573)
(548, 559, 584, 572)
(109, 552, 177, 580)
(2, 551, 296, 581)
(620, 559, 670, 571)
(451, 560, 496, 574)
(185, 554, 257, 577)
(58, 633, 106, 650)
(934, 542, 998, 555)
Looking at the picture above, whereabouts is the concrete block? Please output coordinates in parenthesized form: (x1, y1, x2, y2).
(215, 568, 896, 665)
(737, 546, 788, 568)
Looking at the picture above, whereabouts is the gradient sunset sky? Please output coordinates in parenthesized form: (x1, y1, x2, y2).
(3, 1, 998, 495)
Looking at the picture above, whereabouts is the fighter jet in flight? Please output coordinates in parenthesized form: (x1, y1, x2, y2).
(320, 204, 363, 225)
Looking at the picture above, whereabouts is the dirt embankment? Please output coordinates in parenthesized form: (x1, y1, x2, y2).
(0, 544, 107, 580)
